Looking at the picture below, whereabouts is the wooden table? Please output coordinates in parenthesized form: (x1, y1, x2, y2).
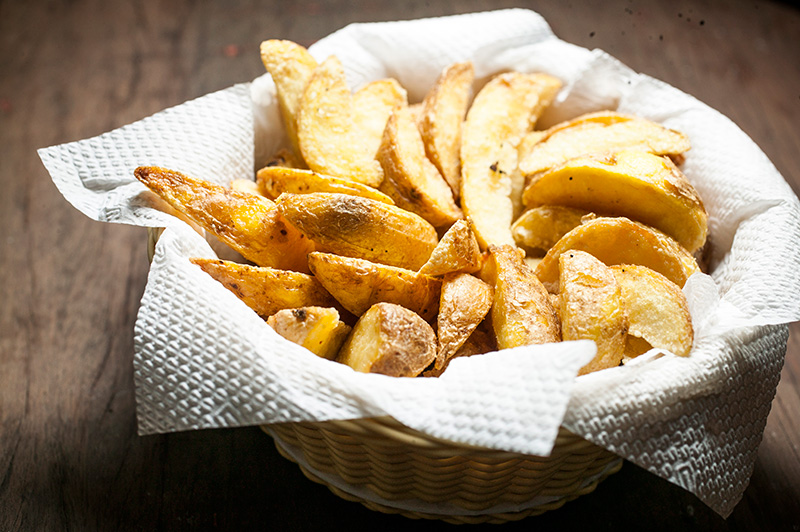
(2, 0, 798, 529)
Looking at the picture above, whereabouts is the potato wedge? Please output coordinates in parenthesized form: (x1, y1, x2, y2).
(460, 72, 562, 249)
(518, 110, 691, 177)
(134, 166, 313, 272)
(262, 148, 307, 170)
(523, 150, 708, 252)
(418, 61, 474, 198)
(611, 264, 693, 357)
(484, 244, 560, 349)
(559, 250, 628, 375)
(511, 205, 592, 254)
(307, 252, 442, 321)
(337, 302, 436, 377)
(535, 216, 700, 293)
(378, 105, 463, 227)
(424, 325, 496, 377)
(418, 219, 482, 276)
(277, 192, 438, 271)
(267, 306, 351, 360)
(229, 178, 261, 196)
(436, 273, 494, 369)
(260, 40, 318, 157)
(352, 78, 409, 155)
(191, 258, 336, 319)
(297, 56, 406, 187)
(256, 166, 395, 204)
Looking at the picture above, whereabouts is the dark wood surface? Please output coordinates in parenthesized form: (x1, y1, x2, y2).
(2, 0, 799, 530)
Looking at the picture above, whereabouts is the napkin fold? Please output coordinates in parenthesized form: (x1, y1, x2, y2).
(39, 8, 800, 518)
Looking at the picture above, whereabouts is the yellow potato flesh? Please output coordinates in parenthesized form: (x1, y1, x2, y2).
(418, 219, 482, 277)
(523, 150, 707, 252)
(535, 217, 699, 293)
(460, 72, 562, 249)
(307, 252, 442, 321)
(511, 205, 591, 254)
(134, 166, 313, 272)
(267, 306, 351, 360)
(277, 192, 438, 271)
(256, 166, 395, 204)
(437, 273, 494, 368)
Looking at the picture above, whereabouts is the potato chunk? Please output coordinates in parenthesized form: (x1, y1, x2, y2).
(418, 219, 482, 276)
(267, 306, 351, 360)
(511, 205, 591, 254)
(337, 303, 436, 377)
(256, 166, 394, 204)
(436, 273, 494, 370)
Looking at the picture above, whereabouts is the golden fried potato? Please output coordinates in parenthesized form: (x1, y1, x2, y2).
(424, 325, 496, 377)
(483, 244, 561, 349)
(191, 258, 336, 319)
(135, 167, 313, 272)
(460, 72, 562, 249)
(518, 110, 691, 177)
(229, 178, 262, 196)
(436, 273, 494, 370)
(418, 61, 474, 198)
(523, 150, 708, 252)
(297, 56, 406, 187)
(418, 219, 482, 276)
(256, 166, 395, 204)
(260, 40, 318, 157)
(559, 250, 628, 375)
(611, 264, 693, 357)
(377, 105, 463, 227)
(262, 148, 307, 170)
(267, 306, 351, 360)
(277, 192, 438, 271)
(535, 217, 700, 293)
(307, 252, 442, 321)
(337, 302, 436, 377)
(511, 205, 592, 254)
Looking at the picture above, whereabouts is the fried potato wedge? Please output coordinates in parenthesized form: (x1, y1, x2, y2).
(297, 56, 406, 187)
(135, 166, 313, 272)
(461, 72, 562, 249)
(267, 306, 351, 360)
(559, 250, 627, 375)
(419, 61, 474, 198)
(484, 244, 560, 349)
(424, 325, 496, 377)
(436, 273, 494, 369)
(337, 302, 436, 377)
(277, 192, 438, 270)
(378, 105, 463, 227)
(518, 110, 691, 177)
(256, 166, 395, 204)
(535, 217, 700, 293)
(611, 264, 693, 357)
(418, 219, 482, 276)
(307, 252, 442, 321)
(191, 258, 336, 319)
(229, 178, 261, 196)
(260, 40, 318, 157)
(262, 148, 307, 170)
(511, 205, 592, 254)
(523, 150, 708, 252)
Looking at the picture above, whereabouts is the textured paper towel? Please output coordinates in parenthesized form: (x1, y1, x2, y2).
(39, 9, 800, 518)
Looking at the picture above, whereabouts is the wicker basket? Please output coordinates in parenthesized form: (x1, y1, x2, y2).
(147, 228, 621, 523)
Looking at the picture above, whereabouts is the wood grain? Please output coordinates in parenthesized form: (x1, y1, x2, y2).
(1, 0, 798, 530)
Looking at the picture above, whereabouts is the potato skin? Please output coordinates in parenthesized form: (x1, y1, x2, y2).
(277, 192, 438, 271)
(436, 273, 494, 369)
(418, 219, 482, 277)
(267, 306, 351, 360)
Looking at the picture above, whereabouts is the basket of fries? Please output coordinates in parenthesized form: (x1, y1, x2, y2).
(42, 9, 800, 523)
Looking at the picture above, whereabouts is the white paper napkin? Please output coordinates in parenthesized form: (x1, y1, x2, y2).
(39, 8, 800, 518)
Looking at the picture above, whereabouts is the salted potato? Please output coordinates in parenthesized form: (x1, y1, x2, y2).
(518, 110, 691, 177)
(511, 205, 592, 254)
(267, 306, 351, 360)
(256, 166, 394, 204)
(297, 56, 406, 187)
(276, 192, 438, 271)
(191, 258, 336, 319)
(535, 217, 700, 293)
(460, 72, 562, 249)
(483, 244, 561, 349)
(337, 302, 436, 377)
(611, 264, 693, 358)
(559, 251, 628, 375)
(523, 150, 708, 252)
(377, 105, 463, 227)
(418, 61, 475, 198)
(307, 252, 441, 321)
(437, 273, 494, 369)
(134, 167, 313, 272)
(260, 40, 318, 157)
(418, 219, 482, 276)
